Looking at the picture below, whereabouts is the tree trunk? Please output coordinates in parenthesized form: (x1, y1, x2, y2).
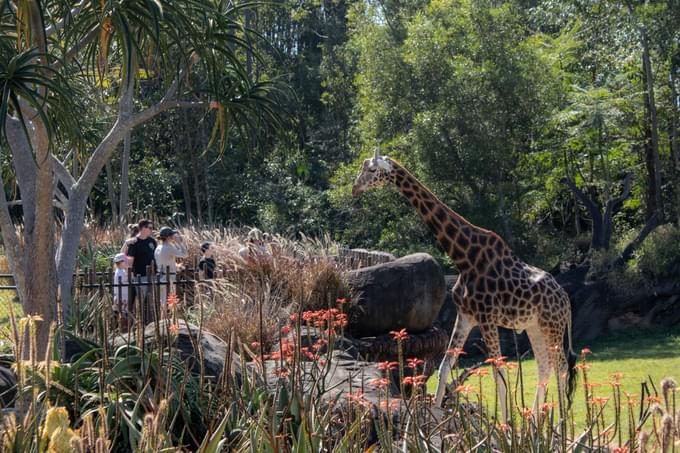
(105, 160, 118, 222)
(245, 7, 254, 81)
(184, 111, 202, 222)
(670, 68, 680, 223)
(641, 32, 663, 219)
(119, 131, 131, 225)
(56, 195, 88, 323)
(181, 167, 192, 222)
(202, 155, 214, 226)
(562, 174, 632, 252)
(191, 151, 203, 223)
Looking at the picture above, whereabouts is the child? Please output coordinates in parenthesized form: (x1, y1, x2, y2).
(113, 253, 130, 331)
(198, 242, 216, 279)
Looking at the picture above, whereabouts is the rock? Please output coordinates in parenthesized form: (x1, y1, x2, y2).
(608, 312, 644, 331)
(643, 296, 680, 328)
(346, 253, 446, 337)
(112, 320, 240, 378)
(0, 364, 16, 408)
(278, 326, 448, 363)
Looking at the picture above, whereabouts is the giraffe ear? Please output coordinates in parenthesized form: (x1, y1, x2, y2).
(377, 158, 391, 171)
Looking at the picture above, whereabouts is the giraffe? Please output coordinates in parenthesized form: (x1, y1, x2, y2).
(351, 150, 577, 418)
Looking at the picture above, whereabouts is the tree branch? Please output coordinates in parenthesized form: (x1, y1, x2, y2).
(45, 1, 87, 37)
(76, 55, 207, 196)
(51, 154, 76, 192)
(51, 25, 100, 71)
(560, 178, 602, 224)
(604, 173, 633, 218)
(612, 213, 661, 267)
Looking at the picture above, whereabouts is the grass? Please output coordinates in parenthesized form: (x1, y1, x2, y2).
(429, 326, 680, 430)
(0, 290, 21, 353)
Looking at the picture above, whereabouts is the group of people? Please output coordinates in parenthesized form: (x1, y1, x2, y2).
(110, 220, 271, 328)
(111, 219, 217, 327)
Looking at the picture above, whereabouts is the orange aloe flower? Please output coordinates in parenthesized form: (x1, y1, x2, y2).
(541, 402, 557, 414)
(402, 375, 428, 386)
(275, 368, 290, 378)
(497, 423, 511, 433)
(580, 347, 592, 357)
(369, 378, 390, 389)
(379, 400, 400, 412)
(470, 368, 490, 378)
(390, 328, 409, 341)
(377, 361, 399, 372)
(167, 292, 179, 308)
(589, 396, 610, 406)
(484, 356, 508, 367)
(447, 347, 466, 358)
(455, 384, 475, 395)
(585, 382, 602, 391)
(406, 358, 425, 369)
(520, 407, 534, 419)
(336, 297, 347, 305)
(168, 323, 179, 335)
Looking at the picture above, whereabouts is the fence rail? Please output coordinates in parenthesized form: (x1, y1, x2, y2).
(336, 247, 396, 269)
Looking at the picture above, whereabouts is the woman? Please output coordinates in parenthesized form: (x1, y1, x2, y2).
(154, 226, 187, 312)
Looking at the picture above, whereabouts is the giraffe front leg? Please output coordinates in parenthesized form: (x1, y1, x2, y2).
(479, 325, 509, 421)
(434, 313, 474, 407)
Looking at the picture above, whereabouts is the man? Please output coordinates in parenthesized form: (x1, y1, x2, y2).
(121, 219, 157, 321)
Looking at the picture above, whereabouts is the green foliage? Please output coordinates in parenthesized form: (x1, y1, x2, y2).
(628, 224, 680, 282)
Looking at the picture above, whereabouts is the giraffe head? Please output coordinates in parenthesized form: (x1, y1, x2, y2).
(351, 149, 394, 197)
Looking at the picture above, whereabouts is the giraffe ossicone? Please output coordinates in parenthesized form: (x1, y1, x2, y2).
(352, 152, 577, 420)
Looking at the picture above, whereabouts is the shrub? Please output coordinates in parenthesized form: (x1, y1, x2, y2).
(630, 224, 680, 282)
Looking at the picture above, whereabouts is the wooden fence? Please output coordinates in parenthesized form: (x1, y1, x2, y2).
(336, 247, 395, 269)
(0, 247, 396, 323)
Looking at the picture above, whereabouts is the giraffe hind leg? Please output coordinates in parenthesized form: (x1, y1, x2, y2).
(479, 324, 509, 421)
(526, 325, 551, 416)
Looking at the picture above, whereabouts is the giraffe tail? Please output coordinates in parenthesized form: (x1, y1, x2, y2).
(566, 313, 578, 408)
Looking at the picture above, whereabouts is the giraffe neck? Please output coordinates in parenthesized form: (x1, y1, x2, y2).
(388, 160, 508, 272)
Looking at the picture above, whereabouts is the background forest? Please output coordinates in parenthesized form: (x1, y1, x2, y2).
(80, 0, 679, 274)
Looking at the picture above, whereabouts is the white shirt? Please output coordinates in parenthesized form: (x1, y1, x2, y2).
(154, 240, 188, 280)
(113, 267, 128, 305)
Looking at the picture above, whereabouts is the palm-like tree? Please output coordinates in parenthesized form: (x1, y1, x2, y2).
(0, 0, 284, 352)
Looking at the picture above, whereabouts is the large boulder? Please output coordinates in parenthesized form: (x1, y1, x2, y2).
(112, 320, 240, 378)
(0, 356, 16, 408)
(346, 253, 446, 337)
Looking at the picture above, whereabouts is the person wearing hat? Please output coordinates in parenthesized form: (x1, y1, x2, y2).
(112, 253, 130, 331)
(238, 227, 269, 261)
(154, 227, 187, 311)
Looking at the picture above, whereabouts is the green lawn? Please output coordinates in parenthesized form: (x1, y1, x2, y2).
(429, 326, 680, 429)
(0, 289, 22, 353)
